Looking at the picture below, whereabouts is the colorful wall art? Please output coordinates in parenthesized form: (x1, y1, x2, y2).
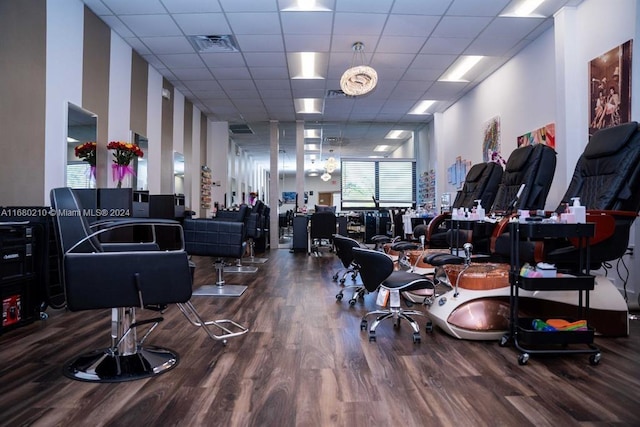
(482, 116, 501, 162)
(517, 123, 556, 148)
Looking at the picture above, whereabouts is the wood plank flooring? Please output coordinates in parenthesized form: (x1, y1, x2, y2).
(1, 247, 639, 426)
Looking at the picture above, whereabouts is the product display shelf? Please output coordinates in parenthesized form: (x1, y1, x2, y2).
(501, 221, 601, 366)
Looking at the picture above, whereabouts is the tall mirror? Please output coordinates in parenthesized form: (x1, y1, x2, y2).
(132, 132, 148, 191)
(67, 103, 97, 188)
(174, 152, 184, 195)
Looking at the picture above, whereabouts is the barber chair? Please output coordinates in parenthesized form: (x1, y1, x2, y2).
(352, 247, 435, 343)
(213, 205, 258, 274)
(182, 218, 250, 297)
(244, 200, 268, 264)
(50, 187, 193, 382)
(427, 161, 503, 248)
(308, 211, 337, 255)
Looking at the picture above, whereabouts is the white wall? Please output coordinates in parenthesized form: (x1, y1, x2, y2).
(45, 0, 84, 203)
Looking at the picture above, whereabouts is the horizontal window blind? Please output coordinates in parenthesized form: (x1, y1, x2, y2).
(341, 159, 415, 210)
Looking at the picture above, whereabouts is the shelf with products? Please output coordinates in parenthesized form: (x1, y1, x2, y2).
(200, 166, 212, 209)
(417, 169, 436, 208)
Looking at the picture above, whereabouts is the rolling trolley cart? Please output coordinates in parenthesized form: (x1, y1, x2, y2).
(501, 221, 601, 366)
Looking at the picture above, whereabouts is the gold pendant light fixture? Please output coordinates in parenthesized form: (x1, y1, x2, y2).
(340, 42, 378, 96)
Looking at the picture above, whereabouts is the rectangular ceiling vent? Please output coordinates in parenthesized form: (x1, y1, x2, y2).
(188, 35, 240, 53)
(229, 124, 254, 135)
(326, 89, 353, 99)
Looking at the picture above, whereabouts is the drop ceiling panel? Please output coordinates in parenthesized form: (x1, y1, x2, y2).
(280, 12, 334, 34)
(335, 0, 394, 13)
(211, 67, 253, 80)
(332, 13, 388, 35)
(446, 0, 510, 16)
(172, 13, 231, 35)
(235, 35, 285, 52)
(382, 14, 441, 37)
(420, 37, 473, 55)
(283, 35, 331, 52)
(140, 36, 194, 54)
(249, 67, 290, 79)
(243, 52, 287, 67)
(391, 0, 454, 15)
(156, 53, 205, 68)
(218, 0, 278, 13)
(100, 0, 166, 14)
(225, 12, 282, 34)
(431, 16, 493, 38)
(200, 53, 247, 68)
(171, 68, 215, 80)
(119, 15, 183, 37)
(376, 36, 428, 54)
(160, 0, 222, 13)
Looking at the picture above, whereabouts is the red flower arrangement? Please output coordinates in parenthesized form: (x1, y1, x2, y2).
(75, 142, 97, 181)
(75, 142, 97, 166)
(107, 141, 144, 188)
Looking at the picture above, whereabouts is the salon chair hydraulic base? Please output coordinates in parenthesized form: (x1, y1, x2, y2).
(223, 258, 258, 274)
(63, 345, 179, 383)
(192, 284, 247, 297)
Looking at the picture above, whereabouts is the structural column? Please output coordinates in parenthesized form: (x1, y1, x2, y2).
(269, 120, 280, 250)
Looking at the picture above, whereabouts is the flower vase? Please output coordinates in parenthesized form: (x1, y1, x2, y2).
(113, 163, 134, 188)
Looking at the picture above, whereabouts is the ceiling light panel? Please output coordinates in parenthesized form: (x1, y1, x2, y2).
(288, 52, 327, 79)
(438, 55, 484, 82)
(294, 98, 324, 114)
(409, 100, 436, 115)
(279, 0, 333, 12)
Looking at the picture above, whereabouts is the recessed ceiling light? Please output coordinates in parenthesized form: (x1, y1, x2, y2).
(295, 98, 323, 114)
(281, 0, 332, 12)
(385, 130, 406, 139)
(291, 52, 324, 79)
(409, 100, 436, 115)
(439, 56, 484, 82)
(500, 0, 547, 17)
(304, 129, 320, 139)
(374, 145, 392, 152)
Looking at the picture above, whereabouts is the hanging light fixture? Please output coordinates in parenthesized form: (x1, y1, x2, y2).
(320, 171, 332, 181)
(340, 42, 378, 96)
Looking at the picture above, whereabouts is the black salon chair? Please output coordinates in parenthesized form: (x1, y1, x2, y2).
(50, 187, 193, 382)
(352, 247, 435, 343)
(213, 205, 258, 273)
(245, 200, 268, 264)
(182, 218, 250, 296)
(308, 211, 337, 255)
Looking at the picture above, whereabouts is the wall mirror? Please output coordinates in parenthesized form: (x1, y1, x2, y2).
(66, 103, 97, 188)
(174, 151, 184, 195)
(132, 132, 148, 191)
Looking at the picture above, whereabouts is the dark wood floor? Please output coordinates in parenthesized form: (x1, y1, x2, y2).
(1, 247, 639, 426)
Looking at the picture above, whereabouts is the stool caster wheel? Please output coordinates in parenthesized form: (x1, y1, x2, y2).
(368, 331, 376, 342)
(348, 299, 356, 306)
(425, 321, 433, 332)
(589, 353, 601, 366)
(360, 320, 368, 331)
(336, 293, 343, 301)
(412, 332, 421, 343)
(518, 353, 529, 365)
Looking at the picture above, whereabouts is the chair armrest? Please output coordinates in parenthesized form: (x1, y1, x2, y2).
(426, 213, 450, 241)
(69, 219, 185, 254)
(568, 210, 637, 247)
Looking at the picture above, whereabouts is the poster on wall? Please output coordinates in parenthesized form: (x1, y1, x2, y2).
(482, 116, 501, 162)
(589, 40, 632, 136)
(517, 123, 556, 148)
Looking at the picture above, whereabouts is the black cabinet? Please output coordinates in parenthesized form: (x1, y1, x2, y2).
(0, 222, 40, 334)
(502, 221, 601, 365)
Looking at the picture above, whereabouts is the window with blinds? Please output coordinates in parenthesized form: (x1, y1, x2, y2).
(341, 159, 415, 210)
